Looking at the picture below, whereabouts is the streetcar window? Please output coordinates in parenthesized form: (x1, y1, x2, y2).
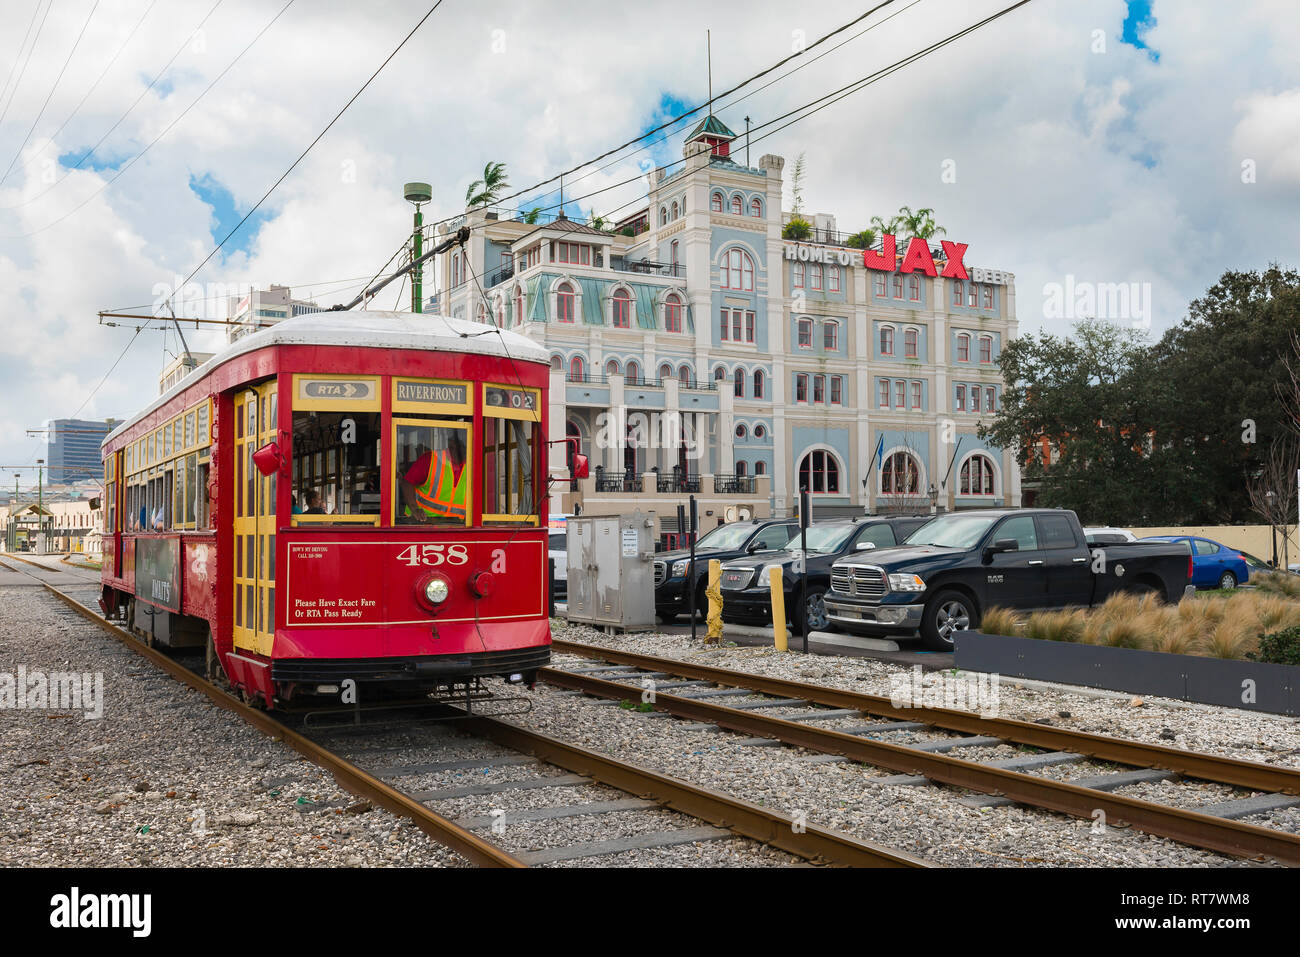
(394, 420, 471, 525)
(196, 462, 209, 529)
(482, 417, 537, 521)
(184, 454, 197, 526)
(291, 411, 382, 523)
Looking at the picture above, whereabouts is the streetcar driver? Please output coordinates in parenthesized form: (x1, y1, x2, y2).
(400, 432, 467, 523)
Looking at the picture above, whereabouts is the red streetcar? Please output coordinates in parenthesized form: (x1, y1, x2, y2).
(98, 309, 576, 708)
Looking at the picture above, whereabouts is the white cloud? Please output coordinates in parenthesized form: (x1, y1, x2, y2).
(0, 0, 1298, 474)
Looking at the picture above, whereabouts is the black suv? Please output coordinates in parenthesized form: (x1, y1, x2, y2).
(718, 516, 930, 633)
(654, 518, 799, 622)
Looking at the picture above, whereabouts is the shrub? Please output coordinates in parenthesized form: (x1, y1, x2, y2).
(1254, 626, 1300, 666)
(1023, 609, 1084, 642)
(979, 605, 1019, 636)
(845, 229, 877, 249)
(782, 217, 812, 240)
(1255, 571, 1300, 600)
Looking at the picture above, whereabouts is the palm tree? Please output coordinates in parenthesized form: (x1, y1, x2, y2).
(870, 214, 896, 237)
(522, 207, 542, 224)
(900, 207, 946, 240)
(465, 161, 510, 208)
(846, 227, 878, 250)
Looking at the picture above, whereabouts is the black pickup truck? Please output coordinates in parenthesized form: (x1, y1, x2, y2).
(653, 518, 799, 622)
(718, 515, 930, 633)
(824, 508, 1193, 650)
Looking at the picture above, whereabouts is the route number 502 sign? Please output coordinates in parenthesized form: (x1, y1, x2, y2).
(397, 544, 469, 566)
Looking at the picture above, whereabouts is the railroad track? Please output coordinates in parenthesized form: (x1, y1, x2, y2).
(545, 639, 1300, 866)
(21, 565, 928, 868)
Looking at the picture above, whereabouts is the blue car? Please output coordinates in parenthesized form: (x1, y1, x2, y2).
(1140, 536, 1249, 590)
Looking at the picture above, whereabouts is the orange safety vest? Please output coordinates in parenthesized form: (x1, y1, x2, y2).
(409, 450, 467, 519)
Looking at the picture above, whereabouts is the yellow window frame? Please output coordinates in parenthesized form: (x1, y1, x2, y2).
(390, 417, 472, 527)
(292, 374, 381, 412)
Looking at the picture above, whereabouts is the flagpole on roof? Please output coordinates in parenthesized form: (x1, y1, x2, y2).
(707, 30, 712, 118)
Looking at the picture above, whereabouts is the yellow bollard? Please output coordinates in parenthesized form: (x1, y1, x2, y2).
(769, 565, 787, 652)
(705, 559, 724, 644)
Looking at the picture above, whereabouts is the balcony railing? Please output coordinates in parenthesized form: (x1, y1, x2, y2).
(612, 259, 685, 279)
(713, 473, 755, 495)
(656, 472, 701, 494)
(594, 470, 640, 493)
(487, 263, 515, 287)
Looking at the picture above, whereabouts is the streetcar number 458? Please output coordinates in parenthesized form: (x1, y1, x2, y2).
(397, 544, 469, 567)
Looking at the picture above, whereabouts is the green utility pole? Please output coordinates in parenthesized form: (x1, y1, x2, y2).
(404, 182, 432, 314)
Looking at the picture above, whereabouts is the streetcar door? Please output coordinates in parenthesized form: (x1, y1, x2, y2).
(233, 381, 278, 657)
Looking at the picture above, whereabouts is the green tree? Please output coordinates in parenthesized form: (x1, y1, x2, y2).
(782, 217, 812, 240)
(521, 207, 541, 224)
(465, 161, 510, 208)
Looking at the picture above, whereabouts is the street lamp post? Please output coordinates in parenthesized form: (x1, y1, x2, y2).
(928, 483, 939, 516)
(404, 182, 432, 313)
(36, 458, 44, 554)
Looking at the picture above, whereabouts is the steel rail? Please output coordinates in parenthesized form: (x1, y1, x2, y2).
(34, 574, 928, 867)
(541, 664, 1300, 865)
(41, 583, 525, 868)
(551, 640, 1300, 795)
(458, 713, 928, 868)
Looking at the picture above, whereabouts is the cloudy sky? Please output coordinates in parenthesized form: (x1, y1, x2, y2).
(0, 0, 1297, 484)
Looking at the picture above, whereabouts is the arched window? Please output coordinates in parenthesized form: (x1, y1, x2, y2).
(731, 194, 743, 215)
(734, 368, 745, 397)
(556, 282, 575, 323)
(823, 320, 839, 351)
(957, 333, 970, 362)
(904, 328, 918, 358)
(664, 293, 683, 333)
(659, 362, 674, 382)
(881, 451, 921, 495)
(671, 201, 679, 220)
(755, 460, 767, 475)
(495, 298, 505, 328)
(880, 325, 895, 355)
(714, 366, 726, 383)
(736, 424, 747, 439)
(477, 302, 488, 324)
(722, 248, 754, 291)
(753, 369, 765, 399)
(550, 355, 563, 371)
(514, 285, 525, 325)
(711, 192, 723, 213)
(798, 450, 841, 494)
(626, 360, 640, 384)
(797, 318, 813, 348)
(750, 198, 762, 217)
(754, 424, 766, 439)
(736, 461, 747, 476)
(659, 207, 667, 226)
(960, 454, 997, 496)
(670, 240, 679, 266)
(909, 275, 920, 301)
(678, 364, 693, 387)
(569, 355, 585, 381)
(612, 288, 632, 328)
(606, 359, 621, 377)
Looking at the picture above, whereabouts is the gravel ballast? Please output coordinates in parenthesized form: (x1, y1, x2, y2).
(0, 585, 464, 867)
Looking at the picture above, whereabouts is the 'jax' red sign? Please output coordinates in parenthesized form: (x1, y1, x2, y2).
(863, 233, 968, 279)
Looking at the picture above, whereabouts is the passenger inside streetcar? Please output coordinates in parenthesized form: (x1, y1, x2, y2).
(290, 410, 381, 523)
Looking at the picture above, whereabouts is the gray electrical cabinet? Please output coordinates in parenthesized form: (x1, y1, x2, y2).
(566, 511, 656, 631)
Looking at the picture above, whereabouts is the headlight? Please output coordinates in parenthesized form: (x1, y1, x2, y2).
(424, 578, 449, 604)
(672, 560, 689, 577)
(887, 573, 926, 592)
(758, 564, 783, 586)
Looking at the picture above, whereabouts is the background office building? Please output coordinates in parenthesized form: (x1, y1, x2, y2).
(46, 418, 121, 484)
(436, 116, 1020, 540)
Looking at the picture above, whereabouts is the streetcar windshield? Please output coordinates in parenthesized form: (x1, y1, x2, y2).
(394, 420, 472, 525)
(291, 411, 382, 521)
